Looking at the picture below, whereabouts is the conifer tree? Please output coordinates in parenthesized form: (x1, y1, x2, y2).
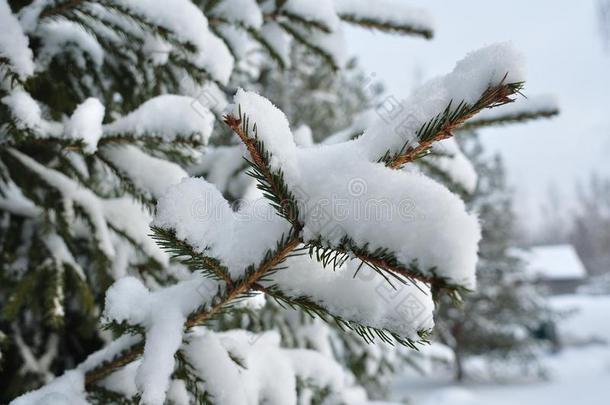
(1, 1, 558, 404)
(434, 134, 555, 382)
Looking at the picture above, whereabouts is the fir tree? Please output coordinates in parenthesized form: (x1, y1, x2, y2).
(1, 1, 558, 404)
(434, 134, 555, 382)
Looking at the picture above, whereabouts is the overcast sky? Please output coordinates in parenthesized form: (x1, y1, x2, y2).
(345, 0, 610, 230)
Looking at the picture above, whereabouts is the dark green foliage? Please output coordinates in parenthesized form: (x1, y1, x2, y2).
(151, 226, 230, 283)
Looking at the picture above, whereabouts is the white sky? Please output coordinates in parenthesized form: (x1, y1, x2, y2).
(345, 0, 610, 230)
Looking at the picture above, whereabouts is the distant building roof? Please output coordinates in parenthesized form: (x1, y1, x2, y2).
(517, 245, 587, 280)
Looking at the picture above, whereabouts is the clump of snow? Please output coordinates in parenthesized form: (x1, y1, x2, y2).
(212, 0, 263, 29)
(154, 177, 291, 278)
(1, 90, 63, 136)
(232, 88, 297, 172)
(2, 90, 40, 129)
(446, 42, 525, 105)
(356, 43, 525, 161)
(184, 328, 351, 405)
(103, 275, 221, 405)
(37, 20, 105, 68)
(65, 98, 105, 154)
(269, 254, 434, 338)
(102, 145, 187, 199)
(78, 334, 142, 374)
(142, 35, 171, 65)
(103, 95, 215, 144)
(10, 370, 88, 405)
(118, 0, 234, 83)
(0, 180, 41, 217)
(15, 0, 46, 33)
(293, 125, 314, 147)
(44, 232, 85, 279)
(184, 330, 249, 405)
(99, 361, 140, 398)
(0, 0, 35, 78)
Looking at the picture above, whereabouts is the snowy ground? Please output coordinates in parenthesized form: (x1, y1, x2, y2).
(393, 294, 610, 405)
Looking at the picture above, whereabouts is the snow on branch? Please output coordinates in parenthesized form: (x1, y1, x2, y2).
(0, 0, 35, 81)
(101, 145, 188, 200)
(7, 148, 116, 258)
(280, 0, 340, 33)
(352, 43, 525, 169)
(5, 148, 167, 265)
(227, 89, 480, 292)
(101, 95, 215, 147)
(335, 0, 434, 38)
(1, 90, 63, 140)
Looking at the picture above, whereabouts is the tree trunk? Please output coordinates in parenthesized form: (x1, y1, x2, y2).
(452, 323, 465, 382)
(454, 349, 465, 382)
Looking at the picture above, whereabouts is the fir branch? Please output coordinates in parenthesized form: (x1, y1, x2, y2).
(338, 15, 433, 39)
(150, 226, 232, 287)
(279, 22, 340, 70)
(245, 27, 288, 69)
(382, 81, 524, 169)
(83, 232, 301, 386)
(97, 133, 205, 149)
(223, 111, 301, 228)
(459, 105, 559, 131)
(84, 341, 146, 386)
(278, 11, 333, 34)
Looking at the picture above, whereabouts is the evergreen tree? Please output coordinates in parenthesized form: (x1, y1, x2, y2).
(1, 1, 559, 404)
(434, 134, 554, 381)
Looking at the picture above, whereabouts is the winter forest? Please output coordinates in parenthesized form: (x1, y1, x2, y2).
(1, 0, 609, 404)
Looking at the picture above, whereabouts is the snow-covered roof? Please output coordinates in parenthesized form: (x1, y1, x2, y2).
(519, 245, 587, 280)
